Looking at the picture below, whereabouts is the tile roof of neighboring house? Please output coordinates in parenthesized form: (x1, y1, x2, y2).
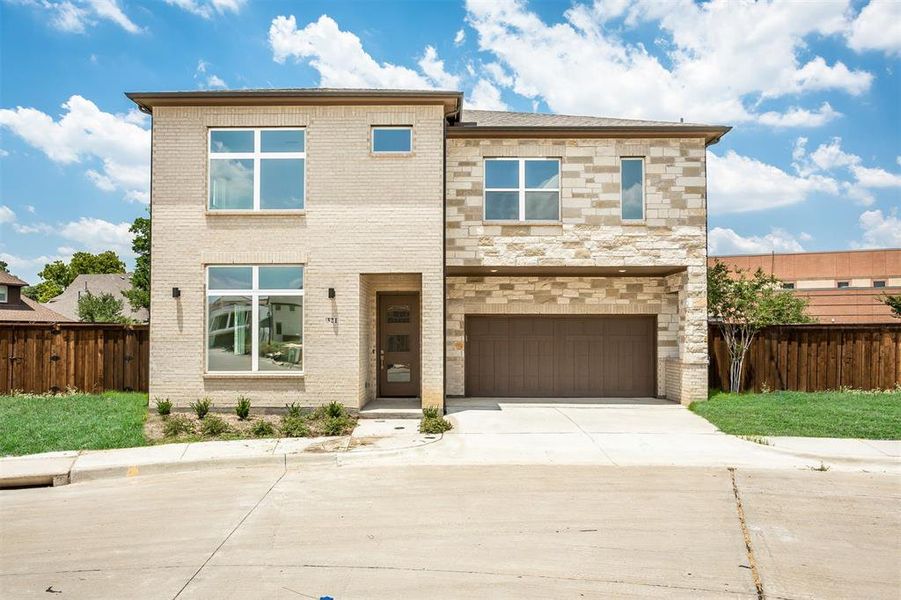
(43, 273, 149, 323)
(0, 296, 73, 323)
(0, 272, 29, 287)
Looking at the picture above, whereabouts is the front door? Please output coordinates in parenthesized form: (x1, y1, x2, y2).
(378, 294, 420, 397)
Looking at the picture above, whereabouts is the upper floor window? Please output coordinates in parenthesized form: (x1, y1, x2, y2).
(874, 280, 886, 288)
(484, 158, 560, 221)
(0, 285, 7, 303)
(209, 128, 305, 211)
(372, 127, 412, 153)
(837, 281, 850, 288)
(621, 158, 644, 221)
(782, 282, 795, 290)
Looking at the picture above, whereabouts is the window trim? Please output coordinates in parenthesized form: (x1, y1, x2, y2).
(0, 285, 7, 303)
(371, 126, 413, 154)
(205, 265, 305, 375)
(208, 127, 306, 212)
(620, 157, 646, 222)
(483, 157, 562, 222)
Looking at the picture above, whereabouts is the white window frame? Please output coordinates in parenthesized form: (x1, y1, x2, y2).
(208, 128, 306, 211)
(371, 126, 413, 154)
(483, 157, 561, 222)
(620, 157, 646, 222)
(205, 265, 305, 375)
(0, 285, 7, 303)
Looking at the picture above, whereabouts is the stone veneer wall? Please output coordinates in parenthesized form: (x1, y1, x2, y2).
(446, 276, 679, 397)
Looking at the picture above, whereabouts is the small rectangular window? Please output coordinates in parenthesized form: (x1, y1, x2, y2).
(782, 282, 795, 290)
(372, 127, 412, 153)
(874, 280, 886, 288)
(837, 281, 850, 288)
(484, 158, 560, 222)
(621, 158, 644, 220)
(0, 285, 7, 303)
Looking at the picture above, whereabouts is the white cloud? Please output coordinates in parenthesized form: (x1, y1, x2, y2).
(417, 46, 460, 89)
(467, 79, 508, 110)
(454, 28, 466, 46)
(709, 227, 807, 255)
(13, 222, 54, 234)
(464, 0, 869, 125)
(164, 0, 245, 19)
(194, 60, 228, 89)
(0, 95, 150, 203)
(0, 205, 15, 224)
(847, 0, 901, 56)
(23, 0, 141, 34)
(0, 252, 64, 283)
(25, 205, 36, 214)
(791, 136, 901, 203)
(850, 165, 901, 188)
(855, 209, 901, 248)
(85, 0, 139, 33)
(707, 150, 838, 214)
(57, 217, 134, 256)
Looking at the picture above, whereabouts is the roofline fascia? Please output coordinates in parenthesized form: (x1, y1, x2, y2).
(446, 125, 732, 146)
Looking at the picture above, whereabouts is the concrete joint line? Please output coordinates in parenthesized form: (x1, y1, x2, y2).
(729, 467, 765, 600)
(553, 407, 619, 466)
(173, 456, 287, 599)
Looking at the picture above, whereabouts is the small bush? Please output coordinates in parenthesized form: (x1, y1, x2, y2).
(284, 402, 302, 419)
(420, 407, 452, 435)
(322, 415, 354, 436)
(315, 401, 347, 420)
(422, 406, 441, 419)
(155, 397, 172, 416)
(190, 397, 212, 419)
(235, 396, 251, 420)
(251, 419, 275, 437)
(200, 415, 229, 437)
(163, 414, 194, 437)
(281, 415, 311, 437)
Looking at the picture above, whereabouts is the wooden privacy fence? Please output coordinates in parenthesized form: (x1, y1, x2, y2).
(0, 323, 149, 395)
(709, 323, 901, 393)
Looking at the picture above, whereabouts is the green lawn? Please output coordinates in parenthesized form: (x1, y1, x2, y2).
(691, 390, 901, 440)
(0, 392, 148, 456)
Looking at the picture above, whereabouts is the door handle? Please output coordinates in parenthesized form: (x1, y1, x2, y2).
(380, 349, 385, 370)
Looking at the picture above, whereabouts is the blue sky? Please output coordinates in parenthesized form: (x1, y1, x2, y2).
(1, 0, 899, 283)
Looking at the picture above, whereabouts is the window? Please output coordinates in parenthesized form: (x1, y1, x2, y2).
(372, 127, 412, 153)
(782, 282, 795, 290)
(837, 281, 850, 288)
(621, 158, 644, 220)
(207, 266, 304, 373)
(484, 158, 560, 221)
(874, 280, 886, 288)
(209, 128, 305, 211)
(0, 285, 7, 303)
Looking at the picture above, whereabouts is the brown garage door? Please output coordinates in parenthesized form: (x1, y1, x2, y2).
(465, 315, 656, 398)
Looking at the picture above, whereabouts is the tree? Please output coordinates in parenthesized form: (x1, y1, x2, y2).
(123, 215, 150, 313)
(23, 281, 64, 303)
(880, 294, 901, 318)
(77, 292, 127, 323)
(708, 260, 813, 393)
(24, 251, 126, 302)
(0, 260, 8, 273)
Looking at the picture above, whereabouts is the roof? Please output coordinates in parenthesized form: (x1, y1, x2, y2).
(0, 296, 73, 323)
(0, 272, 28, 287)
(460, 109, 709, 128)
(43, 274, 149, 323)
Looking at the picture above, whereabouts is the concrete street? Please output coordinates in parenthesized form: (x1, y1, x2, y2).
(2, 464, 898, 599)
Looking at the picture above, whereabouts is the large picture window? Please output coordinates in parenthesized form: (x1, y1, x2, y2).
(209, 128, 305, 211)
(206, 266, 304, 373)
(484, 158, 560, 221)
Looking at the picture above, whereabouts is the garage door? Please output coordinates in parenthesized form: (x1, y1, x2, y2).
(465, 315, 656, 398)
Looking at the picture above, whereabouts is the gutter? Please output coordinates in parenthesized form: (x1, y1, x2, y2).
(447, 125, 732, 146)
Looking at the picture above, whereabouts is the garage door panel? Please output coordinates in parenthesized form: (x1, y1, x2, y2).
(465, 315, 655, 398)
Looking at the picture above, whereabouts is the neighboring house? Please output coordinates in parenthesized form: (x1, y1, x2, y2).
(0, 272, 72, 323)
(711, 249, 901, 324)
(43, 273, 149, 323)
(128, 88, 729, 409)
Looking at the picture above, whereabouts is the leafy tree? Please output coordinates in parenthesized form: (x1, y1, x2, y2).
(25, 251, 126, 302)
(880, 294, 901, 318)
(708, 260, 813, 393)
(123, 215, 150, 313)
(0, 260, 8, 273)
(23, 281, 64, 303)
(77, 291, 127, 323)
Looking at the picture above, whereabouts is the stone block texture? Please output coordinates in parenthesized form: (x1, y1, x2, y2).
(150, 105, 444, 408)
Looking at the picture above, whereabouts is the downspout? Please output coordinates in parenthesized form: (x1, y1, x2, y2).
(442, 115, 448, 414)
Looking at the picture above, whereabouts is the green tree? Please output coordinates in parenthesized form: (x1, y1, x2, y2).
(0, 260, 8, 273)
(880, 294, 901, 318)
(77, 291, 127, 323)
(23, 281, 64, 303)
(25, 251, 126, 302)
(708, 260, 813, 393)
(123, 215, 150, 313)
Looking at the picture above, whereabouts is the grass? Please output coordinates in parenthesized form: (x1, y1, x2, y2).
(0, 392, 149, 456)
(691, 389, 901, 440)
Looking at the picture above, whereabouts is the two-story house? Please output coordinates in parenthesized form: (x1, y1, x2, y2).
(127, 88, 729, 410)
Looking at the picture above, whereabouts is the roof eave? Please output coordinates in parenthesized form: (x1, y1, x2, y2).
(447, 125, 732, 146)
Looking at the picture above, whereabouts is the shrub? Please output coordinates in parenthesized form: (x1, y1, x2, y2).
(200, 415, 229, 437)
(284, 402, 302, 418)
(235, 396, 251, 420)
(322, 415, 354, 436)
(155, 397, 172, 416)
(422, 406, 441, 419)
(251, 419, 275, 437)
(420, 407, 452, 434)
(281, 415, 311, 437)
(190, 397, 212, 419)
(163, 414, 194, 437)
(315, 401, 347, 420)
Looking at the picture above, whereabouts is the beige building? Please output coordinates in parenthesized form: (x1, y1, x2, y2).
(128, 89, 729, 409)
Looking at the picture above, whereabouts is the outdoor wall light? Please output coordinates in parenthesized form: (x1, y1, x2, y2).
(328, 287, 336, 299)
(172, 287, 181, 298)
